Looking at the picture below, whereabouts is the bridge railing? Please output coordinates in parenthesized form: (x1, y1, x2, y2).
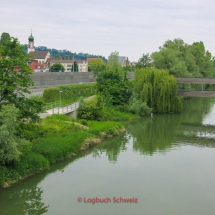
(44, 101, 79, 114)
(44, 101, 60, 111)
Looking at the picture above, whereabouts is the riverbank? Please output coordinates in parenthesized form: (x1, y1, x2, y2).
(0, 114, 127, 189)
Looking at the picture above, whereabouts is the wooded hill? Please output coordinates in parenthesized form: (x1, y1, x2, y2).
(23, 45, 107, 61)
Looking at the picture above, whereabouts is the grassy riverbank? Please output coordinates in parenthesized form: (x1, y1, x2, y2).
(0, 115, 125, 188)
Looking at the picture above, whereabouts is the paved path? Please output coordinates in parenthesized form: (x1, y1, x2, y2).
(39, 102, 79, 119)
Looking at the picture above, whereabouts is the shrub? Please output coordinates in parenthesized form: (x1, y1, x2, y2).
(78, 96, 104, 120)
(0, 166, 19, 187)
(128, 93, 152, 116)
(14, 152, 49, 176)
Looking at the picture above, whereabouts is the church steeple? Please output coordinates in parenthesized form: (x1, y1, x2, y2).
(28, 29, 35, 53)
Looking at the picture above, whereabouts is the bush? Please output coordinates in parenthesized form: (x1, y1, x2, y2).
(78, 96, 104, 120)
(0, 166, 19, 187)
(80, 119, 88, 126)
(128, 93, 152, 116)
(14, 152, 49, 176)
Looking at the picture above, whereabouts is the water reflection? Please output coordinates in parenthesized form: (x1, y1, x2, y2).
(0, 150, 95, 215)
(92, 134, 128, 163)
(0, 98, 215, 215)
(0, 186, 48, 215)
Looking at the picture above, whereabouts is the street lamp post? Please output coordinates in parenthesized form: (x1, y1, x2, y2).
(59, 91, 62, 107)
(60, 59, 63, 72)
(49, 62, 52, 72)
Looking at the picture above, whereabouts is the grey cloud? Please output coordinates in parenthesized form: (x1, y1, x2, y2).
(0, 0, 215, 61)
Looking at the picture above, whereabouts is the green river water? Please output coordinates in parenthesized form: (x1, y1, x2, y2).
(0, 97, 215, 215)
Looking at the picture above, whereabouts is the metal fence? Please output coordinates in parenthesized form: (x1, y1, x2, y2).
(44, 101, 79, 114)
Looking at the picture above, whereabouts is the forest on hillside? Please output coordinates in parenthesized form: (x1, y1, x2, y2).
(23, 45, 107, 61)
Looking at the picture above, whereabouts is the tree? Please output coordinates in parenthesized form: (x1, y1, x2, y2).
(50, 63, 65, 72)
(134, 68, 183, 113)
(0, 105, 31, 165)
(0, 32, 43, 122)
(78, 96, 104, 120)
(151, 38, 215, 77)
(71, 61, 79, 72)
(96, 51, 132, 106)
(88, 58, 107, 74)
(135, 53, 152, 68)
(108, 51, 120, 67)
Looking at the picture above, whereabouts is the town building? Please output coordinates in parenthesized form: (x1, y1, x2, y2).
(118, 56, 129, 67)
(29, 51, 50, 64)
(47, 59, 88, 72)
(26, 31, 88, 72)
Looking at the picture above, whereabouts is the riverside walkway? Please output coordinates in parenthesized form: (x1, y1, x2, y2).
(39, 96, 95, 119)
(39, 102, 79, 119)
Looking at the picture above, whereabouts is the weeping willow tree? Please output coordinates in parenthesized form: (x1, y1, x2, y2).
(134, 68, 183, 113)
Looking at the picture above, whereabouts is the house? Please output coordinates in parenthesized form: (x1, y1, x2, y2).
(48, 59, 88, 72)
(118, 56, 129, 67)
(28, 60, 39, 71)
(29, 51, 50, 64)
(38, 63, 49, 72)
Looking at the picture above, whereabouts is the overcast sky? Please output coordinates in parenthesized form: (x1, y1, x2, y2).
(1, 0, 215, 61)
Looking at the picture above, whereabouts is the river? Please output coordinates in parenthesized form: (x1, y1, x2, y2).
(0, 97, 215, 215)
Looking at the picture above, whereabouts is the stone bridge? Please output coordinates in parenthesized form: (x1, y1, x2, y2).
(178, 90, 215, 97)
(176, 78, 215, 84)
(176, 78, 215, 97)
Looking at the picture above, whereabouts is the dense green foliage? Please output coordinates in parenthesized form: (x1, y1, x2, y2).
(0, 105, 32, 165)
(33, 131, 92, 163)
(97, 69, 132, 105)
(50, 63, 65, 72)
(128, 93, 152, 116)
(88, 58, 107, 74)
(151, 39, 215, 77)
(96, 52, 133, 106)
(78, 96, 136, 121)
(43, 83, 96, 104)
(78, 96, 104, 120)
(135, 53, 152, 68)
(0, 32, 43, 122)
(0, 114, 124, 188)
(134, 68, 183, 113)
